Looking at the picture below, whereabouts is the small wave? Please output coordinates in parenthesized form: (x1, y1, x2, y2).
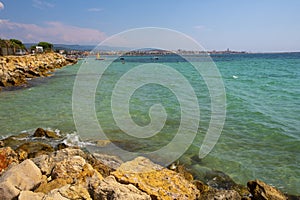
(62, 133, 95, 148)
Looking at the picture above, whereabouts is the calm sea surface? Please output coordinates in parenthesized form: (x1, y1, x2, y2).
(0, 53, 299, 194)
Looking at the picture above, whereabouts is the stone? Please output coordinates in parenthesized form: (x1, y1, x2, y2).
(46, 184, 92, 200)
(0, 53, 77, 88)
(92, 153, 123, 170)
(247, 179, 287, 200)
(33, 148, 103, 194)
(91, 175, 151, 200)
(33, 128, 60, 139)
(0, 159, 42, 199)
(35, 178, 70, 194)
(18, 191, 45, 200)
(0, 133, 31, 149)
(16, 141, 54, 158)
(51, 155, 86, 180)
(112, 156, 200, 200)
(0, 147, 19, 173)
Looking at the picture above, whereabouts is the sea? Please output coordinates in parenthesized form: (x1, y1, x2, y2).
(0, 53, 299, 195)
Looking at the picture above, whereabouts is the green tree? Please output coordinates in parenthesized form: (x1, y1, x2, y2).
(37, 42, 53, 52)
(10, 39, 25, 49)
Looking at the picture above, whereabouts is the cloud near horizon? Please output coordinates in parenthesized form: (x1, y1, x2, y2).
(0, 20, 107, 45)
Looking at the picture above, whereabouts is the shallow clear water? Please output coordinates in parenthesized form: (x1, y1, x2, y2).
(0, 53, 299, 194)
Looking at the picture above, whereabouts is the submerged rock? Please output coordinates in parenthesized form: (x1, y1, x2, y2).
(112, 156, 200, 200)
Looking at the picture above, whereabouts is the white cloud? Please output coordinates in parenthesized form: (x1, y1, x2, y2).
(0, 20, 106, 44)
(32, 0, 54, 9)
(87, 8, 103, 12)
(0, 1, 4, 10)
(193, 25, 211, 31)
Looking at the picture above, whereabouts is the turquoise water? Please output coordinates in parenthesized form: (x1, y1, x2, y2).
(0, 53, 299, 194)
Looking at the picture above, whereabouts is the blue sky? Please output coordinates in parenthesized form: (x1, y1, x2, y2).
(0, 0, 299, 52)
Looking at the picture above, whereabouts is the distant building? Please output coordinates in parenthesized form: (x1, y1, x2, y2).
(36, 46, 43, 53)
(15, 49, 27, 55)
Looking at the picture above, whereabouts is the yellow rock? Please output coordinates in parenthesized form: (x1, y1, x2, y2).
(112, 156, 200, 200)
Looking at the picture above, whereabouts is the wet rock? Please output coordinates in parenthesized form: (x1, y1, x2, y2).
(16, 141, 54, 158)
(112, 156, 200, 200)
(91, 175, 151, 200)
(33, 128, 60, 139)
(193, 180, 241, 200)
(96, 139, 111, 147)
(0, 159, 42, 199)
(0, 132, 30, 149)
(0, 147, 19, 173)
(203, 189, 241, 200)
(55, 143, 69, 150)
(247, 179, 287, 200)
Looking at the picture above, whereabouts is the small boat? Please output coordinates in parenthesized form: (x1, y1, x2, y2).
(95, 53, 105, 60)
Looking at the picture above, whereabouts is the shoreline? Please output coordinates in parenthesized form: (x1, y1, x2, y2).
(0, 53, 77, 90)
(0, 128, 299, 200)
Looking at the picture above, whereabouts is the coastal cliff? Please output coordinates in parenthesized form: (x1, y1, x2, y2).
(0, 53, 77, 88)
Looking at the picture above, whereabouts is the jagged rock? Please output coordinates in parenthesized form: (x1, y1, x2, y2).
(92, 153, 123, 170)
(112, 156, 200, 200)
(16, 141, 54, 158)
(33, 148, 103, 194)
(33, 128, 60, 139)
(0, 159, 42, 199)
(91, 175, 151, 200)
(18, 191, 45, 200)
(51, 155, 87, 179)
(35, 178, 70, 194)
(205, 189, 241, 200)
(247, 179, 287, 200)
(0, 147, 19, 173)
(44, 184, 92, 200)
(0, 53, 77, 88)
(32, 148, 87, 176)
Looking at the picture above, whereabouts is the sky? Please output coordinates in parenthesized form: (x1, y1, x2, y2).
(0, 0, 299, 52)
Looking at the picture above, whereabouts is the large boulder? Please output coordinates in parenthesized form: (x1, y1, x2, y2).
(0, 159, 42, 199)
(112, 156, 200, 199)
(247, 179, 287, 200)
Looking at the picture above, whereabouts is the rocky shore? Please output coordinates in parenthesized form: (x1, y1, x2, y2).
(0, 128, 298, 200)
(0, 53, 77, 88)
